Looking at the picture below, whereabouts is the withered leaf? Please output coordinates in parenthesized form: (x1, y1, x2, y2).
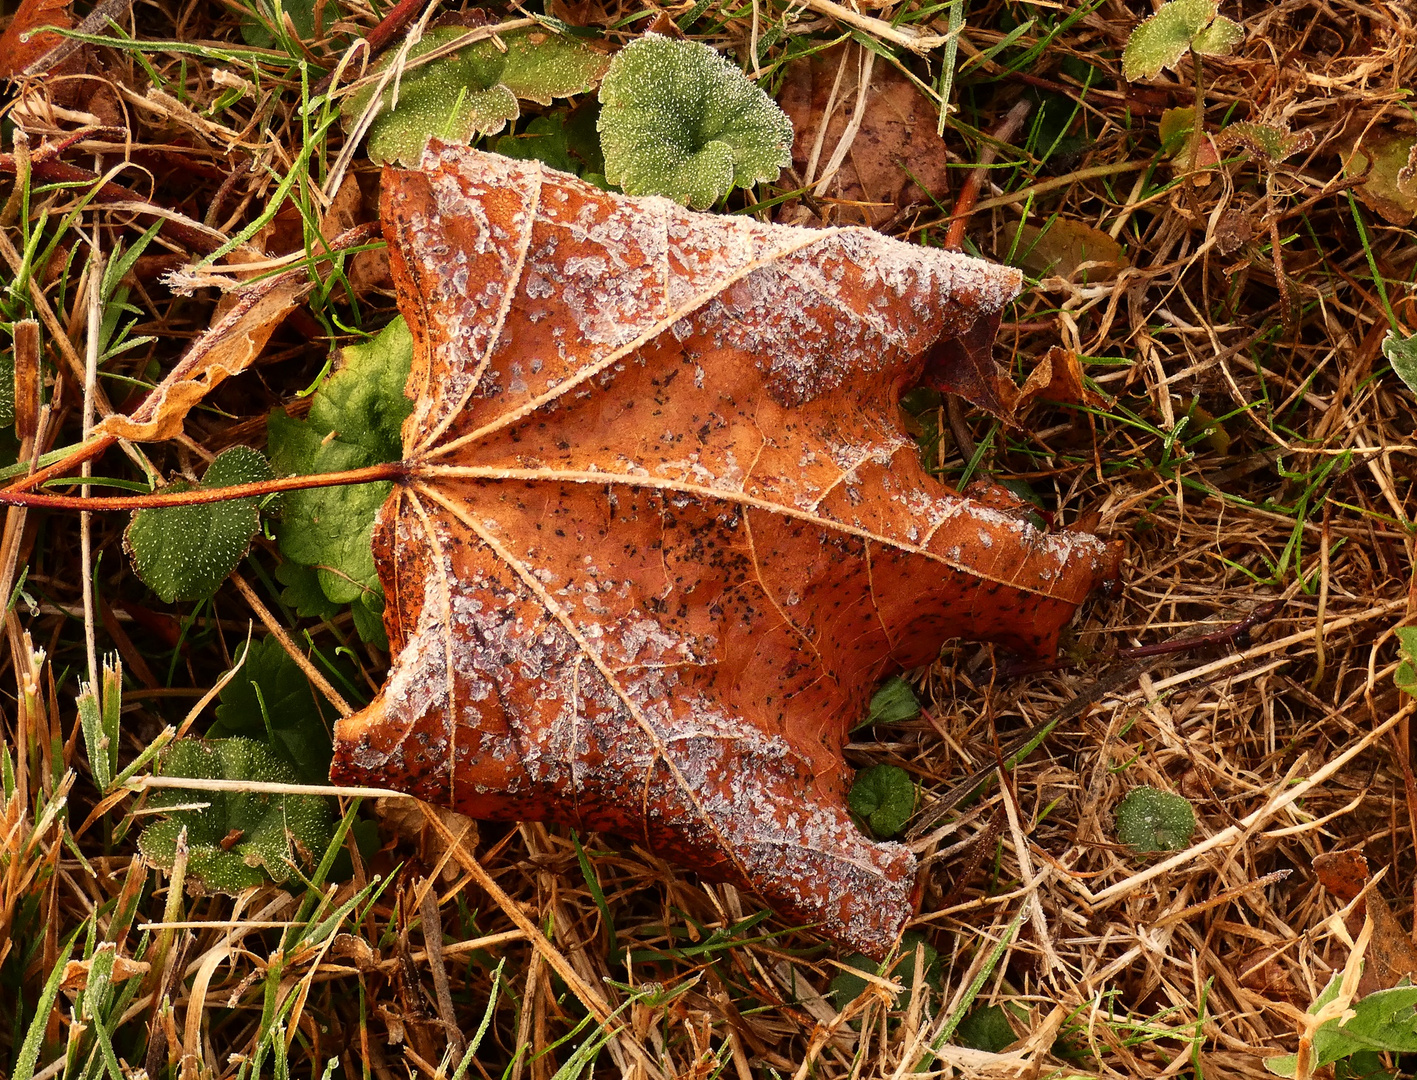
(330, 145, 1120, 956)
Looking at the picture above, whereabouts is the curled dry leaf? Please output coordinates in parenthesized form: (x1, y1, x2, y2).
(330, 144, 1120, 955)
(95, 272, 310, 443)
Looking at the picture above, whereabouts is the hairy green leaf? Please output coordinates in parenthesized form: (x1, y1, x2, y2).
(209, 636, 335, 784)
(597, 34, 793, 209)
(268, 317, 414, 646)
(848, 763, 915, 839)
(854, 675, 921, 732)
(78, 655, 122, 793)
(1394, 625, 1417, 697)
(1190, 15, 1243, 56)
(137, 738, 335, 893)
(125, 446, 272, 604)
(1122, 0, 1242, 81)
(1266, 976, 1417, 1076)
(1114, 785, 1196, 853)
(343, 26, 608, 166)
(1382, 331, 1417, 397)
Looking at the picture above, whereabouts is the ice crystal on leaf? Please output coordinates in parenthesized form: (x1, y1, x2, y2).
(329, 145, 1120, 956)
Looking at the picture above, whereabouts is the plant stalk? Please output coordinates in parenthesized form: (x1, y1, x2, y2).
(0, 461, 409, 512)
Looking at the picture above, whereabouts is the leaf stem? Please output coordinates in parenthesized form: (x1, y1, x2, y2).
(0, 462, 409, 512)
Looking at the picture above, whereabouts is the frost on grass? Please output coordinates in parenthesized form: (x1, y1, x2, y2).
(597, 34, 793, 209)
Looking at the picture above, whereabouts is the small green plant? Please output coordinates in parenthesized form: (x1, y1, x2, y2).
(830, 931, 940, 1013)
(1121, 0, 1243, 81)
(268, 316, 414, 645)
(597, 34, 793, 209)
(954, 1003, 1019, 1052)
(1114, 785, 1196, 853)
(124, 446, 273, 603)
(853, 675, 922, 732)
(208, 636, 340, 784)
(494, 108, 606, 183)
(342, 26, 608, 166)
(137, 737, 336, 893)
(76, 656, 123, 794)
(1382, 332, 1417, 396)
(848, 763, 916, 839)
(1394, 627, 1417, 696)
(1266, 975, 1417, 1076)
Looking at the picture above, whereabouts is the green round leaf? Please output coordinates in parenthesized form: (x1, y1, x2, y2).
(125, 446, 272, 604)
(1121, 0, 1218, 80)
(847, 763, 916, 839)
(137, 737, 336, 893)
(597, 34, 793, 209)
(1190, 14, 1243, 57)
(344, 27, 607, 166)
(1114, 785, 1196, 853)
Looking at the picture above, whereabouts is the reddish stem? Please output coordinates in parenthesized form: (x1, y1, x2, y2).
(943, 99, 1033, 251)
(0, 462, 407, 512)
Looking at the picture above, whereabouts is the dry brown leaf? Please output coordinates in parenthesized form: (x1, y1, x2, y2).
(1313, 847, 1417, 995)
(94, 271, 310, 443)
(1007, 219, 1127, 282)
(0, 0, 72, 78)
(1343, 133, 1417, 226)
(780, 44, 953, 227)
(329, 145, 1120, 956)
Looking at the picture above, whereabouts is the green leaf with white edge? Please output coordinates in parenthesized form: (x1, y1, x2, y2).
(137, 737, 336, 893)
(343, 26, 607, 166)
(1381, 330, 1417, 395)
(209, 636, 335, 784)
(1394, 626, 1417, 697)
(853, 675, 921, 731)
(78, 656, 121, 793)
(848, 763, 916, 839)
(1266, 975, 1417, 1076)
(125, 446, 273, 604)
(1114, 785, 1196, 853)
(496, 30, 610, 105)
(1121, 0, 1218, 80)
(1190, 14, 1243, 56)
(598, 34, 793, 210)
(269, 317, 414, 647)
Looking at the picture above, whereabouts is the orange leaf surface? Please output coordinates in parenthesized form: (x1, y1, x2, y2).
(330, 145, 1120, 955)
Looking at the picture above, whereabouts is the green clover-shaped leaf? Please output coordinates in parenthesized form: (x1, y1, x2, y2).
(1394, 625, 1417, 695)
(209, 636, 338, 784)
(1114, 785, 1196, 853)
(828, 932, 939, 1011)
(125, 446, 272, 604)
(847, 763, 916, 839)
(597, 34, 793, 209)
(343, 26, 609, 166)
(268, 317, 414, 647)
(1122, 0, 1243, 81)
(137, 738, 336, 893)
